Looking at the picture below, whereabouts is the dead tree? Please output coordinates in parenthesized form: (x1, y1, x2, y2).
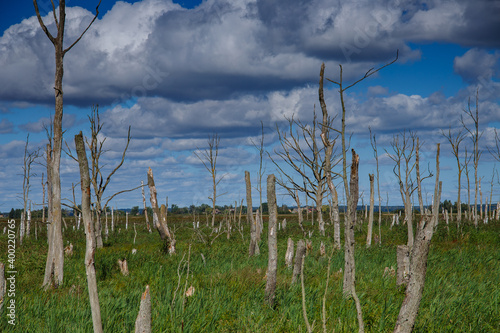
(318, 63, 341, 247)
(195, 134, 225, 227)
(386, 131, 431, 248)
(251, 122, 266, 231)
(432, 144, 441, 227)
(369, 128, 382, 244)
(461, 90, 482, 227)
(366, 174, 375, 247)
(35, 0, 101, 288)
(135, 285, 151, 333)
(265, 174, 278, 307)
(147, 168, 175, 254)
(442, 127, 466, 225)
(394, 143, 441, 333)
(85, 105, 131, 248)
(20, 134, 40, 244)
(291, 239, 306, 284)
(325, 53, 398, 332)
(247, 171, 259, 256)
(270, 111, 332, 236)
(75, 132, 103, 333)
(141, 181, 151, 232)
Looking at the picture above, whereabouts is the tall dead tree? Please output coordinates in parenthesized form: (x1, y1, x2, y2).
(325, 53, 398, 332)
(265, 174, 278, 307)
(386, 131, 431, 248)
(393, 143, 441, 333)
(74, 132, 103, 333)
(85, 106, 131, 248)
(271, 112, 331, 236)
(369, 128, 382, 244)
(195, 134, 224, 227)
(247, 171, 259, 256)
(366, 174, 375, 247)
(318, 63, 341, 248)
(35, 0, 101, 288)
(147, 167, 175, 254)
(443, 127, 467, 225)
(20, 134, 40, 244)
(461, 90, 482, 227)
(141, 181, 151, 232)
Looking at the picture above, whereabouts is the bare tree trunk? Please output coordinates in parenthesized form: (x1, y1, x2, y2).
(295, 189, 304, 233)
(285, 238, 294, 268)
(75, 132, 103, 333)
(432, 144, 441, 228)
(35, 0, 101, 290)
(415, 138, 424, 218)
(343, 150, 359, 297)
(135, 285, 151, 333)
(316, 189, 325, 236)
(247, 171, 259, 256)
(396, 245, 410, 286)
(265, 175, 278, 307)
(393, 217, 435, 333)
(366, 174, 374, 247)
(147, 168, 175, 253)
(141, 181, 151, 232)
(291, 239, 306, 284)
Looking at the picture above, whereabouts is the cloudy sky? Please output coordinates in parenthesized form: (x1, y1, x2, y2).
(1, 0, 499, 212)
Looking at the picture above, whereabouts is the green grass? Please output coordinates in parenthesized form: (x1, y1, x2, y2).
(0, 215, 498, 332)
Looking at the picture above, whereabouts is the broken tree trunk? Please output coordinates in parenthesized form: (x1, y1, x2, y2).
(285, 238, 294, 269)
(135, 285, 151, 333)
(367, 174, 375, 247)
(75, 132, 103, 333)
(141, 180, 151, 232)
(393, 216, 435, 333)
(265, 174, 278, 307)
(247, 171, 259, 256)
(396, 245, 410, 286)
(147, 167, 175, 254)
(291, 239, 306, 284)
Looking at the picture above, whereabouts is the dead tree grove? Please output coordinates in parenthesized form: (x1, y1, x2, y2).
(35, 0, 101, 288)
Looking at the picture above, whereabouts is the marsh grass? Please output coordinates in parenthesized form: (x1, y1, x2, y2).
(0, 215, 498, 332)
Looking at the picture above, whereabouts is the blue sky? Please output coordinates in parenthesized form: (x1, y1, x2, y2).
(0, 0, 499, 211)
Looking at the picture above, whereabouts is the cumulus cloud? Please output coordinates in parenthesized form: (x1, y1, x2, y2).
(3, 0, 497, 107)
(19, 114, 76, 133)
(453, 48, 499, 83)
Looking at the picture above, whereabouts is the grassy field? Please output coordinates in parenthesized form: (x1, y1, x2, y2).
(0, 214, 498, 332)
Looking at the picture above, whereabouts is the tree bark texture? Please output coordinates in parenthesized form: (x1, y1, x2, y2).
(393, 216, 435, 333)
(147, 167, 175, 253)
(135, 285, 151, 333)
(265, 174, 278, 307)
(75, 132, 103, 333)
(396, 245, 410, 286)
(343, 149, 359, 297)
(292, 239, 306, 285)
(285, 238, 294, 269)
(247, 171, 259, 256)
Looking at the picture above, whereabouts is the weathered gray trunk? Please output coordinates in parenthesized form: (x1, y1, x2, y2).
(147, 168, 175, 254)
(393, 216, 435, 333)
(396, 245, 410, 286)
(247, 171, 259, 256)
(135, 285, 151, 333)
(285, 238, 294, 268)
(294, 189, 304, 232)
(432, 144, 441, 228)
(316, 189, 325, 236)
(366, 174, 374, 247)
(343, 150, 359, 297)
(331, 185, 341, 250)
(75, 132, 103, 333)
(141, 180, 151, 232)
(291, 239, 306, 284)
(265, 174, 278, 307)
